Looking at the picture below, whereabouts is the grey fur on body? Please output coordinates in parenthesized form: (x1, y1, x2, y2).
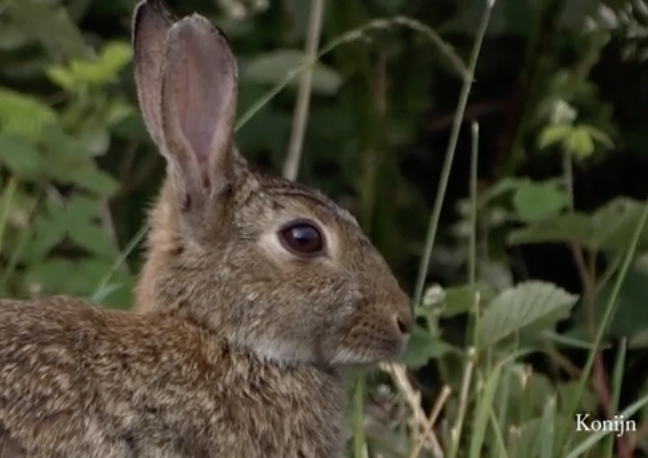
(0, 0, 413, 456)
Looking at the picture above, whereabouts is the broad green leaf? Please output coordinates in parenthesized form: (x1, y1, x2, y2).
(512, 180, 570, 223)
(477, 281, 578, 348)
(0, 132, 42, 179)
(537, 123, 572, 149)
(241, 50, 343, 95)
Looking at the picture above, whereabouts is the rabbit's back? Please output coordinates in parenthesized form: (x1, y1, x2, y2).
(0, 297, 347, 458)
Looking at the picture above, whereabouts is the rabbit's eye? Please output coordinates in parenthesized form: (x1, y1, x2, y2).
(278, 220, 325, 257)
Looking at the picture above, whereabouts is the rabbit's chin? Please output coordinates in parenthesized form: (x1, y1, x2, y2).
(244, 338, 403, 369)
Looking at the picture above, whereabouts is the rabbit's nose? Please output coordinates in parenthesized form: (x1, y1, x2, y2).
(393, 308, 413, 336)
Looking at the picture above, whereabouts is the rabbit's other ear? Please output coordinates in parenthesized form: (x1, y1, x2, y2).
(159, 14, 239, 205)
(132, 0, 177, 147)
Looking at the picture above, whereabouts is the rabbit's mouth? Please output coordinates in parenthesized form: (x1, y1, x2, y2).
(327, 335, 410, 367)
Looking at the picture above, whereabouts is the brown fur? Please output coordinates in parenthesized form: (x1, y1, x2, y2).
(0, 0, 413, 456)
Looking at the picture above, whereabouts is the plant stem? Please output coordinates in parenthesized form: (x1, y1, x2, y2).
(283, 0, 327, 181)
(412, 0, 496, 307)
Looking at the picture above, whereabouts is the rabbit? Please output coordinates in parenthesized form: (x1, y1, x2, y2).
(0, 0, 413, 456)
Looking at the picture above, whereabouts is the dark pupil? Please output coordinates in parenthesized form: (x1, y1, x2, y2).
(282, 224, 322, 254)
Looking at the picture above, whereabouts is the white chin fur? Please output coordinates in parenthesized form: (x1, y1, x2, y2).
(328, 348, 377, 366)
(250, 339, 315, 366)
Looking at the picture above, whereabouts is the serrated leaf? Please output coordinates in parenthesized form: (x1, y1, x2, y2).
(242, 50, 343, 95)
(512, 180, 570, 223)
(477, 281, 578, 348)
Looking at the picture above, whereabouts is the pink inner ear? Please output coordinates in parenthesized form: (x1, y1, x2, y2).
(162, 17, 237, 191)
(178, 37, 224, 170)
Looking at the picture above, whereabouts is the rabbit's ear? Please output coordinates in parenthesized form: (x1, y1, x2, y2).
(159, 14, 239, 203)
(132, 0, 176, 147)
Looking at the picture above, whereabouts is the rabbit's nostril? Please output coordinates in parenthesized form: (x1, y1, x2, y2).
(394, 313, 412, 335)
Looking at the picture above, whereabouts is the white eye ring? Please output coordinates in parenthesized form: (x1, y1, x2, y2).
(277, 219, 326, 258)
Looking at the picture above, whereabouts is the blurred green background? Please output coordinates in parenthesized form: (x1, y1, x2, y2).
(5, 0, 648, 456)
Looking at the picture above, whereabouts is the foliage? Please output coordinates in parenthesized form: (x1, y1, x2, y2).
(4, 0, 648, 457)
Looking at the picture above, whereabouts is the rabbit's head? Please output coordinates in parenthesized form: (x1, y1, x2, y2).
(132, 0, 412, 367)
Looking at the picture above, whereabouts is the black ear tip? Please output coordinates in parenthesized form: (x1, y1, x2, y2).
(132, 0, 177, 37)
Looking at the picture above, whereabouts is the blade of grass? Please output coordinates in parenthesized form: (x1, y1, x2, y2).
(539, 396, 557, 458)
(604, 339, 627, 456)
(282, 0, 327, 181)
(468, 362, 502, 458)
(91, 224, 147, 303)
(352, 376, 367, 458)
(569, 195, 648, 416)
(488, 406, 510, 458)
(449, 347, 477, 458)
(0, 176, 17, 254)
(412, 0, 496, 307)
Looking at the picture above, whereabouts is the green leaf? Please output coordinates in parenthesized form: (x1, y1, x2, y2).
(0, 132, 42, 179)
(46, 66, 76, 91)
(478, 177, 523, 208)
(241, 50, 343, 95)
(440, 283, 496, 317)
(508, 213, 591, 246)
(567, 126, 595, 158)
(512, 180, 570, 223)
(0, 88, 57, 138)
(402, 325, 454, 368)
(68, 222, 116, 258)
(71, 167, 120, 197)
(587, 197, 648, 251)
(509, 198, 648, 252)
(477, 281, 578, 348)
(584, 125, 614, 149)
(6, 0, 93, 61)
(537, 123, 572, 149)
(569, 266, 648, 342)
